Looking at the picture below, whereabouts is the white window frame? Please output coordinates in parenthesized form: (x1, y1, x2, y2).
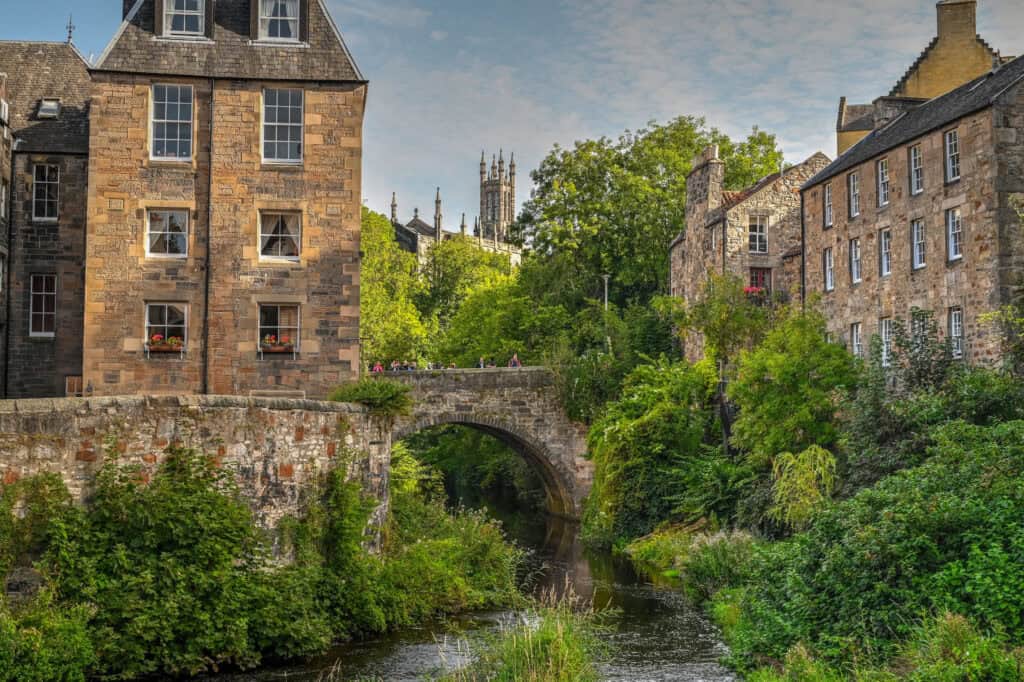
(947, 208, 963, 261)
(880, 318, 894, 367)
(259, 211, 302, 261)
(851, 322, 863, 358)
(164, 0, 206, 37)
(261, 88, 304, 164)
(910, 145, 924, 195)
(749, 215, 768, 254)
(150, 84, 194, 161)
(823, 247, 835, 292)
(146, 209, 190, 258)
(879, 228, 892, 277)
(849, 238, 862, 283)
(32, 164, 59, 222)
(877, 158, 890, 207)
(258, 303, 301, 352)
(29, 274, 56, 338)
(37, 98, 60, 119)
(0, 178, 7, 220)
(259, 0, 301, 42)
(949, 307, 964, 360)
(145, 302, 189, 349)
(848, 172, 860, 218)
(912, 219, 926, 270)
(823, 183, 833, 228)
(0, 98, 9, 125)
(945, 130, 961, 182)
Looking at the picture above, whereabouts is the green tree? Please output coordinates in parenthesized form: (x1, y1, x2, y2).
(417, 234, 512, 326)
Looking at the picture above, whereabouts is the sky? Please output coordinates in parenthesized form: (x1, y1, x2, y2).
(3, 0, 1024, 231)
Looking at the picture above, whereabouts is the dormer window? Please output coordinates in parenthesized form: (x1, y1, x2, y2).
(259, 0, 300, 41)
(37, 99, 60, 119)
(165, 0, 205, 37)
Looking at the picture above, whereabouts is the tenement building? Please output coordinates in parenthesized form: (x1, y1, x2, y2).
(669, 145, 830, 362)
(802, 55, 1024, 366)
(836, 0, 1012, 155)
(0, 0, 366, 399)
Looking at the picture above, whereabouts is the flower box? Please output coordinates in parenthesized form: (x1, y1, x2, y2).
(260, 344, 296, 354)
(147, 343, 185, 353)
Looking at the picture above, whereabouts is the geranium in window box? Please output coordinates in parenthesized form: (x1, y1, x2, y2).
(146, 335, 185, 353)
(260, 335, 296, 354)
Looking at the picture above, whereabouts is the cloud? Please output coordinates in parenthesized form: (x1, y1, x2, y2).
(330, 0, 431, 30)
(430, 30, 448, 42)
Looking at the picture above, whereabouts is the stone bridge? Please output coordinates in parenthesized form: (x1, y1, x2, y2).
(389, 368, 593, 518)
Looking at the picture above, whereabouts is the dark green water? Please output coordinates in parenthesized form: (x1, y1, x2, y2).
(215, 508, 735, 681)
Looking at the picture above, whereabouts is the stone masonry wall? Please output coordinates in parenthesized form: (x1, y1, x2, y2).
(0, 396, 391, 544)
(0, 74, 10, 396)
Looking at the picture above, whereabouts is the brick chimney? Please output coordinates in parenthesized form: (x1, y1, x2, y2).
(936, 0, 977, 44)
(686, 145, 724, 230)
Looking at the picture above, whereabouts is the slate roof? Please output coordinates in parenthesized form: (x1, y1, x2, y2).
(97, 0, 363, 82)
(0, 41, 91, 154)
(405, 217, 436, 237)
(806, 55, 1024, 189)
(837, 102, 874, 133)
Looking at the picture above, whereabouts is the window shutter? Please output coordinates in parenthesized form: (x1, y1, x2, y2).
(154, 0, 164, 36)
(206, 0, 216, 39)
(250, 0, 259, 40)
(300, 0, 310, 42)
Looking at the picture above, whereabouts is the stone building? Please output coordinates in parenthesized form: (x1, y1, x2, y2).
(802, 55, 1024, 365)
(836, 0, 1012, 155)
(0, 41, 91, 399)
(670, 146, 830, 362)
(0, 73, 9, 394)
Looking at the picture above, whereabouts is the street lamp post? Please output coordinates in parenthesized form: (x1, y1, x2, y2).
(602, 274, 610, 312)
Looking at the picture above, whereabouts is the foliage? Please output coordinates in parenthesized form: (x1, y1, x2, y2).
(889, 308, 955, 393)
(0, 474, 71, 577)
(769, 446, 837, 530)
(0, 593, 94, 682)
(677, 274, 776, 368)
(667, 447, 756, 527)
(417, 234, 513, 326)
(329, 378, 413, 417)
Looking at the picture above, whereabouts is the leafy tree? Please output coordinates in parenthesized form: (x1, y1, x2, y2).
(769, 445, 837, 530)
(417, 235, 512, 326)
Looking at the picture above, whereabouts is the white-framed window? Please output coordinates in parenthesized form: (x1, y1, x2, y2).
(879, 228, 892, 276)
(165, 0, 205, 36)
(949, 307, 964, 360)
(848, 172, 860, 218)
(146, 302, 188, 348)
(824, 183, 833, 228)
(151, 84, 193, 160)
(147, 209, 189, 257)
(259, 304, 300, 351)
(912, 219, 926, 270)
(823, 247, 835, 292)
(0, 98, 9, 124)
(29, 274, 56, 337)
(259, 0, 300, 41)
(37, 98, 60, 119)
(851, 322, 863, 358)
(946, 208, 963, 261)
(259, 212, 301, 260)
(880, 317, 894, 367)
(0, 179, 7, 220)
(32, 164, 59, 221)
(945, 129, 960, 182)
(910, 145, 924, 195)
(262, 88, 303, 163)
(849, 238, 862, 283)
(749, 216, 768, 254)
(877, 158, 890, 207)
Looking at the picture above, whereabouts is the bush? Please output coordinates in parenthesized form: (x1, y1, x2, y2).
(329, 378, 414, 416)
(0, 593, 94, 682)
(681, 531, 758, 605)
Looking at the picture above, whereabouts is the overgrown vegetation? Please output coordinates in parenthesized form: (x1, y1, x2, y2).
(329, 377, 414, 416)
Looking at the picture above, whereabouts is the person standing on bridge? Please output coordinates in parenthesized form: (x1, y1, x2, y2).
(477, 357, 486, 369)
(509, 353, 522, 369)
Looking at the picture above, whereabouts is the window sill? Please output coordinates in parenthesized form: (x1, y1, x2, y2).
(258, 347, 299, 360)
(31, 218, 59, 225)
(146, 345, 187, 358)
(248, 39, 309, 49)
(261, 161, 304, 171)
(947, 257, 964, 266)
(149, 157, 194, 165)
(154, 35, 214, 45)
(910, 190, 924, 198)
(258, 258, 302, 266)
(945, 178, 962, 187)
(28, 334, 55, 340)
(145, 254, 189, 261)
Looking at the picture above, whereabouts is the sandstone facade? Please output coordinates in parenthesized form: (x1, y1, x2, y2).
(0, 74, 10, 395)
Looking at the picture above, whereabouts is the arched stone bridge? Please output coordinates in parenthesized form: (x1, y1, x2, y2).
(389, 368, 593, 518)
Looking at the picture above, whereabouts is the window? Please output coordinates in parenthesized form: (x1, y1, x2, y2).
(262, 89, 303, 162)
(65, 376, 83, 398)
(146, 303, 188, 349)
(749, 267, 771, 293)
(32, 164, 59, 221)
(880, 318, 894, 367)
(165, 0, 205, 36)
(949, 307, 964, 360)
(851, 322, 863, 358)
(912, 219, 926, 269)
(0, 179, 7, 220)
(259, 0, 300, 41)
(946, 208, 963, 261)
(259, 212, 301, 259)
(945, 129, 960, 182)
(823, 183, 833, 228)
(152, 84, 193, 160)
(910, 145, 924, 194)
(0, 98, 8, 124)
(849, 238, 862, 283)
(879, 228, 892, 276)
(749, 216, 768, 254)
(146, 209, 189, 257)
(823, 248, 835, 292)
(29, 274, 56, 337)
(259, 304, 300, 351)
(37, 98, 60, 119)
(877, 158, 890, 207)
(848, 172, 860, 218)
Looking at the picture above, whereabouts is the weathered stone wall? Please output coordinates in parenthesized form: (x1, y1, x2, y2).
(0, 74, 10, 397)
(0, 396, 390, 542)
(994, 80, 1024, 311)
(389, 368, 592, 519)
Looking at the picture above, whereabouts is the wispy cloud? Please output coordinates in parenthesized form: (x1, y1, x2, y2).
(331, 0, 432, 30)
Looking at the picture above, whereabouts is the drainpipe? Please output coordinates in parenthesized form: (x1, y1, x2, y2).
(800, 191, 806, 311)
(201, 78, 214, 395)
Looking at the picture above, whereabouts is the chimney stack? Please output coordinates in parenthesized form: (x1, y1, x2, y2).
(936, 0, 977, 43)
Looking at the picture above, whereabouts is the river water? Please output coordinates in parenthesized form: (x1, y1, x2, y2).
(219, 508, 736, 682)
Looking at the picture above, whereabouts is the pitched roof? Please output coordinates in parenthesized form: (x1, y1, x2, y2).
(97, 0, 363, 82)
(0, 41, 91, 154)
(805, 55, 1024, 189)
(405, 217, 436, 237)
(837, 102, 874, 133)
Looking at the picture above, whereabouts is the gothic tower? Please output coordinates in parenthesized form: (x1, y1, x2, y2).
(479, 149, 516, 242)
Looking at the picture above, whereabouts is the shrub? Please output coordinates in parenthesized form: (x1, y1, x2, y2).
(0, 593, 94, 682)
(681, 531, 758, 605)
(329, 378, 413, 416)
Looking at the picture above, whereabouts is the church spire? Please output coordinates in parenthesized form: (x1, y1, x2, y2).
(390, 191, 398, 223)
(434, 187, 443, 241)
(460, 213, 467, 236)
